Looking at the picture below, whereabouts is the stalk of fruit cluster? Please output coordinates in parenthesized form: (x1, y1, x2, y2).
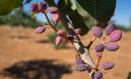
(59, 14, 96, 67)
(60, 20, 97, 79)
(44, 10, 96, 78)
(96, 52, 103, 69)
(95, 35, 107, 69)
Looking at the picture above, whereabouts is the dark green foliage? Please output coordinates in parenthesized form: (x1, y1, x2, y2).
(57, 0, 89, 36)
(108, 20, 131, 31)
(68, 10, 89, 35)
(76, 0, 116, 27)
(0, 8, 40, 28)
(0, 16, 7, 24)
(76, 4, 96, 29)
(0, 0, 22, 15)
(48, 32, 57, 43)
(115, 24, 131, 31)
(56, 22, 64, 29)
(47, 0, 116, 35)
(127, 72, 131, 79)
(45, 0, 56, 6)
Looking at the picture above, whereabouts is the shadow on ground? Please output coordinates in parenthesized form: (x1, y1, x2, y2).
(0, 60, 72, 79)
(35, 39, 73, 49)
(35, 39, 51, 44)
(10, 36, 32, 39)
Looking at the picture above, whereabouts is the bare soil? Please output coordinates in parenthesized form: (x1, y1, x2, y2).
(0, 25, 130, 79)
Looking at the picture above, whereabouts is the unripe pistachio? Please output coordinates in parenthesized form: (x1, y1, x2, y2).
(55, 36, 62, 46)
(34, 26, 46, 34)
(57, 29, 66, 37)
(48, 7, 58, 14)
(102, 62, 115, 70)
(105, 42, 119, 51)
(94, 71, 103, 79)
(31, 3, 40, 13)
(110, 30, 122, 42)
(52, 13, 60, 23)
(95, 43, 105, 52)
(91, 26, 103, 38)
(39, 2, 47, 13)
(105, 23, 115, 35)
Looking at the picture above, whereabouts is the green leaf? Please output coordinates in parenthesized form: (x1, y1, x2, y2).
(57, 0, 89, 36)
(68, 10, 89, 35)
(76, 0, 116, 26)
(57, 0, 72, 15)
(0, 0, 22, 15)
(127, 72, 131, 79)
(45, 0, 56, 6)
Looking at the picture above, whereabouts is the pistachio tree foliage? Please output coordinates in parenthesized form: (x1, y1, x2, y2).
(0, 0, 123, 79)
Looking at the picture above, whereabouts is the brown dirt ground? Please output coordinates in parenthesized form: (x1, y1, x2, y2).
(0, 25, 131, 79)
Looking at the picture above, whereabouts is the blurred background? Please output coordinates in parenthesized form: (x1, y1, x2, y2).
(0, 0, 131, 79)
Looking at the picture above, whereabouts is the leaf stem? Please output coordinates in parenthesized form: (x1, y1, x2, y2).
(43, 6, 97, 79)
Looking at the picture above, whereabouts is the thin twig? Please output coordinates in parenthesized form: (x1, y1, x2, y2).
(87, 36, 96, 49)
(95, 52, 103, 69)
(95, 35, 107, 69)
(44, 13, 57, 32)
